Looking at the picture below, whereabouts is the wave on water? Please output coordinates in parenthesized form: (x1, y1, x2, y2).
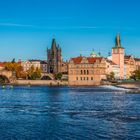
(101, 85, 130, 91)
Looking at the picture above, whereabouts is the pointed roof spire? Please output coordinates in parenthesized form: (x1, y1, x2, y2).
(98, 52, 101, 57)
(115, 34, 121, 47)
(51, 38, 57, 50)
(108, 51, 111, 56)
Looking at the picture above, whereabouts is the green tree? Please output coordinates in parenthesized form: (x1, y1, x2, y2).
(55, 73, 62, 80)
(35, 67, 42, 79)
(131, 70, 140, 80)
(27, 67, 41, 80)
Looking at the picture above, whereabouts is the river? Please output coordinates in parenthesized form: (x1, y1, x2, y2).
(0, 86, 140, 140)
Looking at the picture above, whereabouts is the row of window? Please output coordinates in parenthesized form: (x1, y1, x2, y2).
(70, 70, 90, 75)
(69, 64, 94, 68)
(76, 77, 94, 81)
(70, 69, 105, 75)
(81, 70, 89, 75)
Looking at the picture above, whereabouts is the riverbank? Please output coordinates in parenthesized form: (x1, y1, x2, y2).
(12, 80, 68, 86)
(116, 81, 140, 89)
(115, 81, 140, 94)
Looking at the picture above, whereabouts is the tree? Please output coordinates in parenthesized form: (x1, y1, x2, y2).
(0, 76, 5, 84)
(55, 73, 62, 80)
(35, 67, 42, 79)
(107, 72, 115, 80)
(27, 66, 41, 80)
(131, 70, 140, 80)
(5, 62, 14, 71)
(4, 62, 25, 79)
(27, 66, 35, 80)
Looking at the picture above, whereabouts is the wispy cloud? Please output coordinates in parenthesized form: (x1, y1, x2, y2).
(0, 22, 138, 31)
(0, 23, 99, 29)
(0, 23, 34, 27)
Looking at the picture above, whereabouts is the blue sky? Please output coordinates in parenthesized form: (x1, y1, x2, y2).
(0, 0, 140, 61)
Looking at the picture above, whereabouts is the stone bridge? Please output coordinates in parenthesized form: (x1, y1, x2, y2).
(41, 73, 54, 80)
(0, 70, 14, 83)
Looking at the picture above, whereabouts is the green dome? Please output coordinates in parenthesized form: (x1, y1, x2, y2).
(90, 50, 96, 55)
(90, 49, 97, 57)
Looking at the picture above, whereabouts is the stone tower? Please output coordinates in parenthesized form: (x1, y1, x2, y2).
(112, 34, 125, 79)
(47, 39, 62, 74)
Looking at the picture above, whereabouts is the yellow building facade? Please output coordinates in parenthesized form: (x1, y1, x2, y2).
(68, 57, 106, 86)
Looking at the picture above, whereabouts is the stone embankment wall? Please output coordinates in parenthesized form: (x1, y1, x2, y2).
(14, 80, 68, 86)
(118, 81, 140, 89)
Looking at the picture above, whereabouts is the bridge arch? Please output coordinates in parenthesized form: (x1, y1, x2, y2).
(41, 75, 52, 80)
(0, 75, 10, 84)
(41, 73, 54, 80)
(0, 70, 13, 84)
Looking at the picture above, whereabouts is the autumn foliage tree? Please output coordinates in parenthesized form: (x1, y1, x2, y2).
(4, 61, 42, 80)
(4, 62, 27, 79)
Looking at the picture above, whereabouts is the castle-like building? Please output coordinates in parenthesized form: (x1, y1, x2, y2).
(47, 39, 68, 74)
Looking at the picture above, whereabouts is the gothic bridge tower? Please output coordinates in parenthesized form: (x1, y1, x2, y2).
(47, 39, 62, 74)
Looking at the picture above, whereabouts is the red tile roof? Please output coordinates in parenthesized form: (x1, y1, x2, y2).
(71, 57, 83, 64)
(71, 57, 103, 64)
(87, 57, 102, 63)
(0, 62, 4, 67)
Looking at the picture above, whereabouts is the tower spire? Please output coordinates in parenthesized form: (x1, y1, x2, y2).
(115, 34, 121, 47)
(51, 38, 57, 50)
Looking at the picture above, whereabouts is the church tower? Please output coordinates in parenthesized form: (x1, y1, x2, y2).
(112, 34, 125, 79)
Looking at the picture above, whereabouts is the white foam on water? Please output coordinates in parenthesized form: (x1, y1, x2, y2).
(101, 85, 130, 91)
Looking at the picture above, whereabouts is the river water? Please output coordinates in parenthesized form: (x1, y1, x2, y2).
(0, 86, 139, 140)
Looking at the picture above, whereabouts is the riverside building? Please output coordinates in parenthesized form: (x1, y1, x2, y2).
(68, 56, 106, 86)
(68, 34, 140, 86)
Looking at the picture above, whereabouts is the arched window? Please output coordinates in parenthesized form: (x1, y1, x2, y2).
(91, 77, 93, 80)
(87, 70, 89, 75)
(81, 70, 83, 75)
(84, 70, 86, 75)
